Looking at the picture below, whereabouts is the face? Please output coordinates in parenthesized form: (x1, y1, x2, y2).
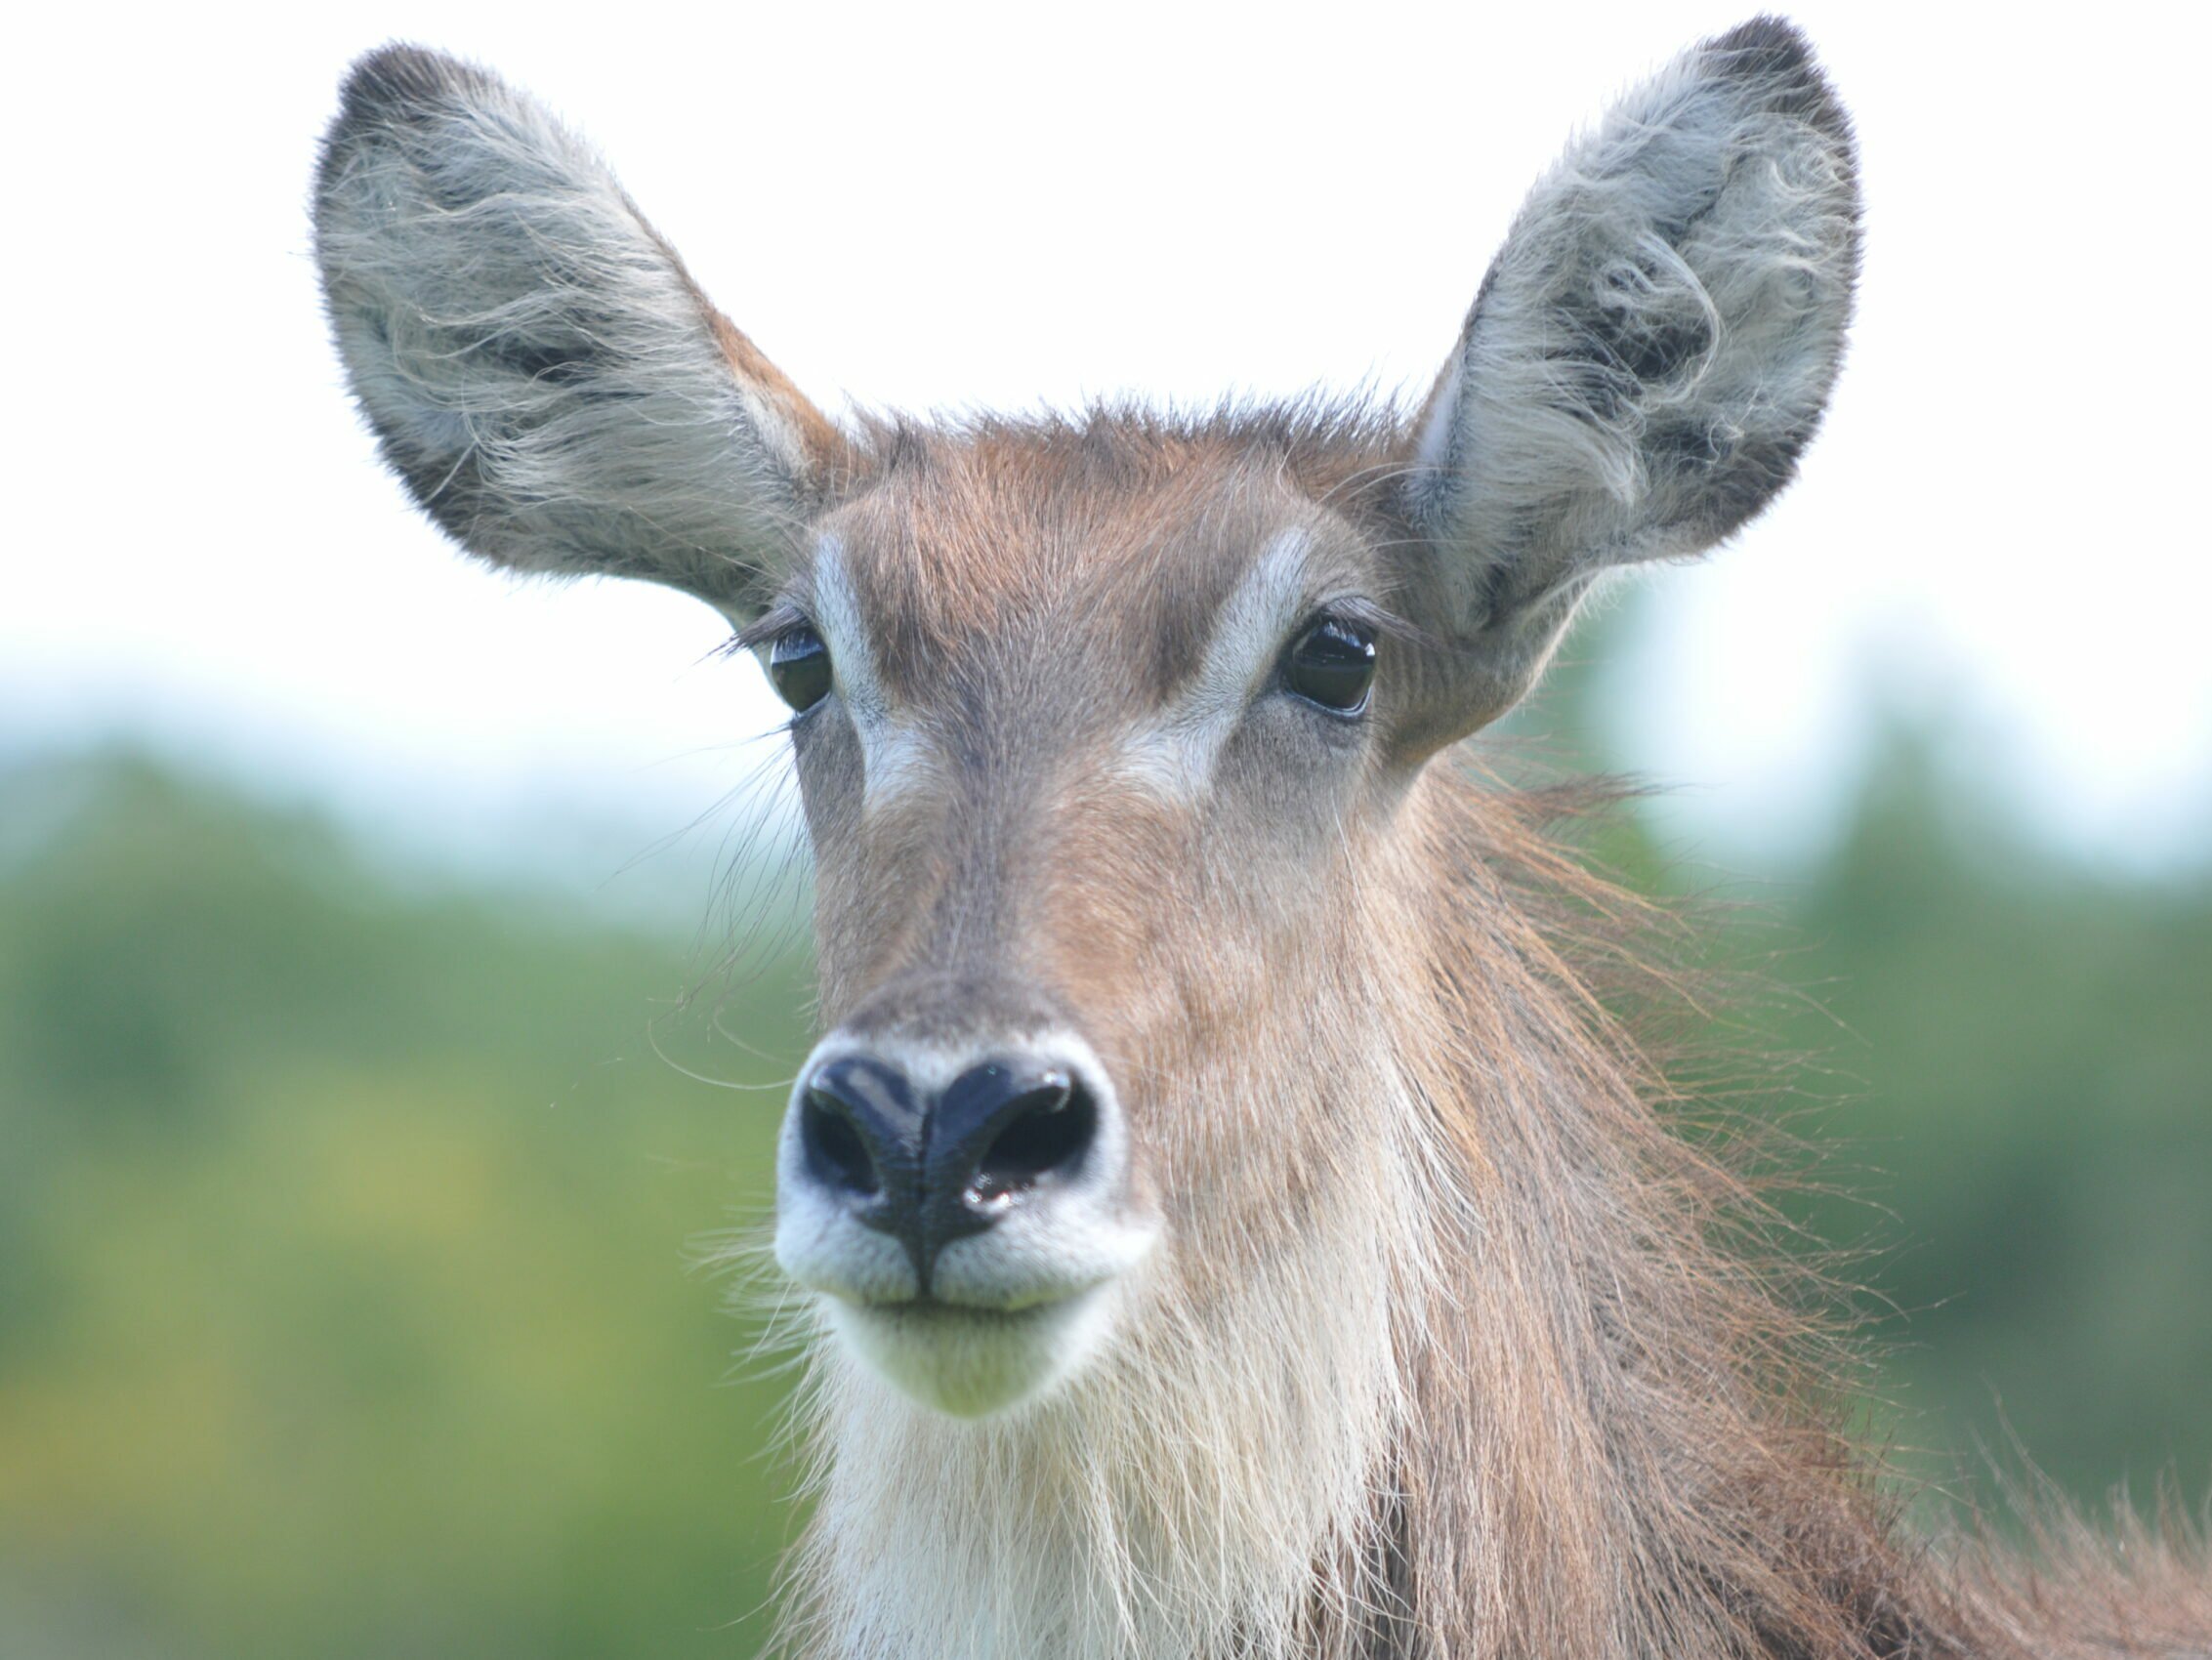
(320, 30, 1860, 1429)
(763, 435, 1426, 1417)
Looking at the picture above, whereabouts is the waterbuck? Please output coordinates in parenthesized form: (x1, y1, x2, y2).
(313, 18, 2209, 1658)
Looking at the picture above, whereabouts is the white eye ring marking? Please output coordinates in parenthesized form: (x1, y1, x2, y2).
(784, 536, 935, 810)
(1111, 527, 1323, 801)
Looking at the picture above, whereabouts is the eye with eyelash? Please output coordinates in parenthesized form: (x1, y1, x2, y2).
(768, 621, 832, 713)
(1280, 613, 1378, 716)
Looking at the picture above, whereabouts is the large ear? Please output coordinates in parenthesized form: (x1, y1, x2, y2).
(1398, 16, 1858, 732)
(313, 46, 840, 617)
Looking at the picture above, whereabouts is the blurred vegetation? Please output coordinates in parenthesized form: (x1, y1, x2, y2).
(2, 689, 2207, 1654)
(0, 755, 811, 1658)
(1796, 727, 2212, 1506)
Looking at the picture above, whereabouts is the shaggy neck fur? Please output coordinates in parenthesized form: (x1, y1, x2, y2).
(791, 1187, 1413, 1660)
(777, 768, 1981, 1660)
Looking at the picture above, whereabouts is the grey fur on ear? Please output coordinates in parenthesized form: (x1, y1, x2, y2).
(1401, 15, 1859, 729)
(313, 45, 839, 614)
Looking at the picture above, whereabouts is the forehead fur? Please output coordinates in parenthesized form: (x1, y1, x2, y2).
(823, 399, 1411, 703)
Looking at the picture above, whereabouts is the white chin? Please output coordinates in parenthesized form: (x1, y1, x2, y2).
(826, 1288, 1116, 1418)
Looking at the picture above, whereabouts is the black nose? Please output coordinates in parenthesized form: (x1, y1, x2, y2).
(799, 1054, 1101, 1282)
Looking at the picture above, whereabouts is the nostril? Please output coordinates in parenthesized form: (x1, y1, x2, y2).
(803, 1089, 880, 1197)
(972, 1075, 1099, 1205)
(801, 1049, 1110, 1256)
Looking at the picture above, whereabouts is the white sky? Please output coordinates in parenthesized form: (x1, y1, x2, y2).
(3, 2, 2206, 885)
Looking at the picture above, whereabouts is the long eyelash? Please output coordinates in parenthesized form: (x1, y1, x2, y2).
(1315, 595, 1435, 652)
(728, 602, 809, 655)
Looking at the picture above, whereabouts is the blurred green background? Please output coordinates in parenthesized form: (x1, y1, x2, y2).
(2, 620, 2207, 1658)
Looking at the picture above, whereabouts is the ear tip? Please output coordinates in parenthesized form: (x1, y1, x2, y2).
(1701, 16, 1856, 149)
(1706, 14, 1815, 57)
(318, 45, 513, 191)
(314, 44, 534, 255)
(335, 42, 493, 124)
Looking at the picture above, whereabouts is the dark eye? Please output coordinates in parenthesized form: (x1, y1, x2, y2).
(1281, 614, 1377, 715)
(769, 622, 832, 713)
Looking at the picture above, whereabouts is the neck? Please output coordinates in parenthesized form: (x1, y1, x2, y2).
(782, 769, 1945, 1660)
(785, 1066, 1419, 1660)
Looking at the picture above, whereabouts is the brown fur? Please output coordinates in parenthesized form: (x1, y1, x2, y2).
(832, 407, 1408, 698)
(703, 305, 850, 487)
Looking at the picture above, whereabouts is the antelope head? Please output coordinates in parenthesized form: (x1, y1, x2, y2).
(316, 21, 1857, 1647)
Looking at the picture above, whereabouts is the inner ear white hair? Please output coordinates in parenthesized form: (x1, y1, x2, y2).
(1402, 15, 1859, 727)
(313, 46, 839, 614)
